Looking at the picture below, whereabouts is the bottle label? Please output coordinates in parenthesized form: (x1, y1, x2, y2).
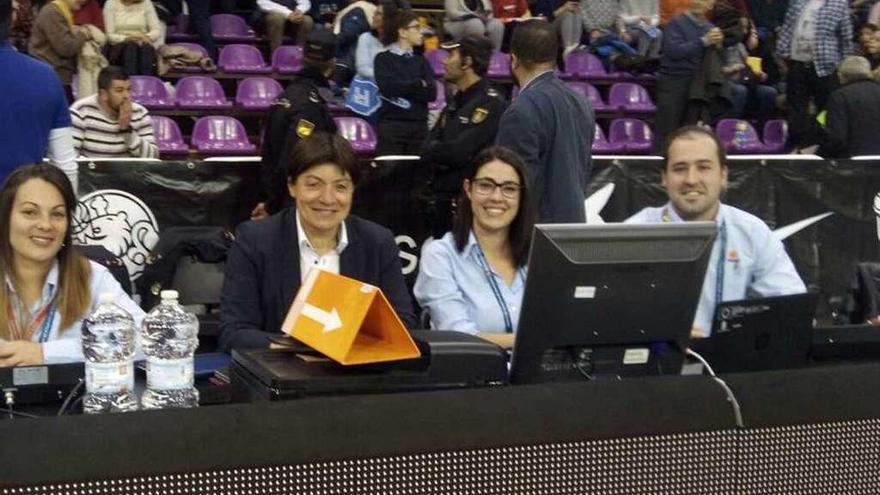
(146, 358, 194, 390)
(85, 361, 134, 394)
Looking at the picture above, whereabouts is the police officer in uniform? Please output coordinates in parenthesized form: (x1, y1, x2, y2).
(256, 28, 339, 218)
(422, 34, 508, 237)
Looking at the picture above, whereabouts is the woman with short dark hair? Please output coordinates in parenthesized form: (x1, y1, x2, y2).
(414, 146, 535, 348)
(219, 133, 417, 351)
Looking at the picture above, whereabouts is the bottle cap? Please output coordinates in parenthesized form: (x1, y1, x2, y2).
(160, 290, 179, 300)
(98, 292, 116, 305)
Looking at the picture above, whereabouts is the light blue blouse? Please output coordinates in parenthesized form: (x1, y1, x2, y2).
(11, 260, 146, 363)
(414, 232, 526, 334)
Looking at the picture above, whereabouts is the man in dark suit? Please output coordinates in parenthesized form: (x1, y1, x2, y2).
(818, 56, 880, 158)
(495, 19, 594, 223)
(220, 133, 416, 351)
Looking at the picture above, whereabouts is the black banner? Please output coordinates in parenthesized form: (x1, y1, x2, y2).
(75, 158, 880, 322)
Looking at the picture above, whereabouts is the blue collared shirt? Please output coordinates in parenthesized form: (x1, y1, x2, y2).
(7, 260, 146, 363)
(625, 203, 807, 336)
(414, 232, 526, 333)
(388, 42, 414, 56)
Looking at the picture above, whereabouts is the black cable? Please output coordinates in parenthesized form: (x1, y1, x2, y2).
(57, 378, 85, 417)
(0, 407, 39, 419)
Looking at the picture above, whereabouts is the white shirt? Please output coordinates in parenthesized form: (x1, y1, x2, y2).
(10, 260, 145, 364)
(257, 0, 312, 18)
(296, 210, 349, 282)
(791, 0, 823, 62)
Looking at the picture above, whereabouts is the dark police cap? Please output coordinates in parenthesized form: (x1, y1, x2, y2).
(304, 28, 338, 62)
(440, 35, 493, 67)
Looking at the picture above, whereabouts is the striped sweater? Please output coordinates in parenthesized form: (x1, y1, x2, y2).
(70, 95, 158, 158)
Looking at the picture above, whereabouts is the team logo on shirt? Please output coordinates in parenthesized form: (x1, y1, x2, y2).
(71, 190, 160, 282)
(472, 107, 489, 124)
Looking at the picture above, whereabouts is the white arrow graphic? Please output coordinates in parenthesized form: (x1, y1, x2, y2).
(773, 212, 834, 241)
(302, 303, 343, 333)
(584, 183, 616, 224)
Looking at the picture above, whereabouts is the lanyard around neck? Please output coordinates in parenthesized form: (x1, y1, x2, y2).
(661, 207, 727, 302)
(7, 293, 58, 343)
(473, 244, 519, 333)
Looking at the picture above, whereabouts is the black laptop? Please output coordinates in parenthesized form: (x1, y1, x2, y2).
(689, 293, 817, 373)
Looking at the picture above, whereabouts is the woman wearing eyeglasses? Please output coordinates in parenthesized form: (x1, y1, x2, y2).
(414, 146, 535, 348)
(218, 133, 417, 351)
(373, 9, 437, 155)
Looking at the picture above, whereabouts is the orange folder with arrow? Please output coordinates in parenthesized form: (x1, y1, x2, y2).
(281, 268, 421, 365)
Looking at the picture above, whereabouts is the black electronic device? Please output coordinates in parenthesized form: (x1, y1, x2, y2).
(0, 362, 84, 406)
(811, 323, 880, 361)
(509, 222, 716, 384)
(229, 330, 507, 401)
(691, 293, 817, 373)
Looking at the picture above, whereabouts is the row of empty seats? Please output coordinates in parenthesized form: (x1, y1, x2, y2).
(167, 14, 259, 44)
(131, 75, 447, 112)
(153, 116, 376, 156)
(593, 119, 789, 155)
(427, 49, 656, 83)
(513, 82, 656, 114)
(168, 43, 303, 74)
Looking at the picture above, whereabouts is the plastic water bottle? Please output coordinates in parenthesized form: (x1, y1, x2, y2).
(734, 121, 748, 148)
(81, 292, 138, 414)
(140, 290, 199, 409)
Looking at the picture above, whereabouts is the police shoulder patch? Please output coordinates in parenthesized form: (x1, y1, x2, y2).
(472, 107, 489, 124)
(296, 119, 316, 138)
(272, 97, 292, 109)
(308, 90, 320, 104)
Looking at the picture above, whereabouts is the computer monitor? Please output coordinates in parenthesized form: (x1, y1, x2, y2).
(509, 222, 716, 384)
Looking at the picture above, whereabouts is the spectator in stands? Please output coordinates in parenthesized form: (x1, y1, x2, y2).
(1, 0, 78, 191)
(354, 2, 384, 80)
(660, 0, 691, 25)
(103, 0, 162, 76)
(626, 126, 806, 337)
(423, 35, 508, 237)
(73, 0, 102, 30)
(654, 0, 723, 151)
(722, 15, 777, 124)
(444, 0, 504, 50)
(0, 163, 143, 366)
(496, 20, 593, 223)
(258, 28, 338, 218)
(70, 66, 158, 158)
(28, 0, 93, 87)
(818, 56, 880, 157)
(310, 0, 346, 27)
(581, 0, 620, 36)
(374, 10, 436, 155)
(747, 0, 786, 31)
(9, 0, 34, 52)
(490, 0, 529, 52)
(219, 133, 416, 351)
(619, 0, 663, 58)
(776, 0, 853, 152)
(415, 146, 534, 347)
(529, 0, 583, 58)
(332, 0, 376, 85)
(257, 0, 315, 51)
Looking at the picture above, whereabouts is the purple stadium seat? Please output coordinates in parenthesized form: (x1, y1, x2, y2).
(426, 49, 448, 77)
(334, 116, 377, 154)
(716, 119, 768, 154)
(429, 80, 446, 111)
(151, 116, 189, 155)
(609, 118, 653, 154)
(608, 82, 656, 113)
(592, 124, 624, 154)
(166, 14, 196, 42)
(272, 46, 303, 73)
(218, 44, 271, 73)
(129, 75, 175, 109)
(191, 116, 256, 155)
(175, 76, 233, 109)
(487, 51, 511, 79)
(167, 43, 210, 72)
(567, 82, 608, 111)
(762, 119, 787, 153)
(210, 14, 257, 42)
(235, 77, 283, 110)
(562, 51, 615, 80)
